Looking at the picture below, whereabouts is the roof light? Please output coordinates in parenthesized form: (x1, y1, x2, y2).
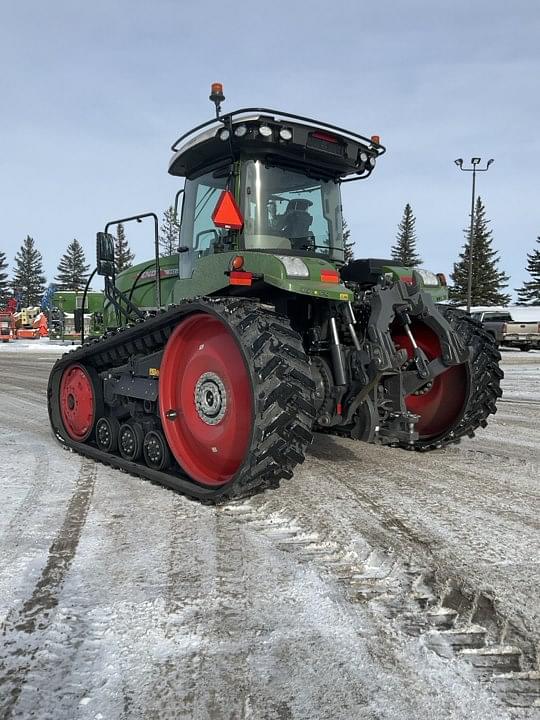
(218, 128, 230, 141)
(279, 128, 293, 141)
(211, 82, 224, 96)
(259, 125, 272, 137)
(234, 125, 247, 137)
(370, 135, 380, 144)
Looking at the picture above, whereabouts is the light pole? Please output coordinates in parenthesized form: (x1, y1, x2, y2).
(454, 157, 494, 313)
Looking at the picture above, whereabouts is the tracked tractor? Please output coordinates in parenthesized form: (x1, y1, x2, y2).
(48, 84, 503, 501)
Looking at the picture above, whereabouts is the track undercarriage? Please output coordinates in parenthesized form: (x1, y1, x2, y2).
(48, 287, 503, 502)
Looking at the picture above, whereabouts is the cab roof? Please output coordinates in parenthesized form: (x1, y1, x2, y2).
(168, 108, 385, 181)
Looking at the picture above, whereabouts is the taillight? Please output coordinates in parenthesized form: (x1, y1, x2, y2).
(320, 269, 339, 283)
(229, 271, 253, 286)
(311, 131, 338, 144)
(436, 272, 447, 286)
(502, 323, 507, 333)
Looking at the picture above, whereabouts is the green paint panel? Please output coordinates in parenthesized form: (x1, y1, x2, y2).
(53, 291, 104, 313)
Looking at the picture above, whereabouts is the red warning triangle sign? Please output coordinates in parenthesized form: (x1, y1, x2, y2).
(211, 190, 244, 230)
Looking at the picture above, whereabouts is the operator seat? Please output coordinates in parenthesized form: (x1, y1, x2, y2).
(278, 199, 314, 248)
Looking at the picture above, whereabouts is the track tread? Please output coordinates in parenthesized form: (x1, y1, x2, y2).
(405, 306, 504, 451)
(48, 298, 315, 502)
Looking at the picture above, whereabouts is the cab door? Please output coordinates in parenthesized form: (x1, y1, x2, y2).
(178, 172, 227, 279)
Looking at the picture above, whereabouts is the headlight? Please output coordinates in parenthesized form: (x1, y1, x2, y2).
(218, 128, 230, 141)
(275, 255, 310, 278)
(279, 128, 293, 141)
(369, 156, 376, 168)
(359, 152, 368, 163)
(234, 125, 247, 137)
(258, 125, 272, 137)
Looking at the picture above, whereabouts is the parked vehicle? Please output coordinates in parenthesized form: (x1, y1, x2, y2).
(470, 306, 540, 351)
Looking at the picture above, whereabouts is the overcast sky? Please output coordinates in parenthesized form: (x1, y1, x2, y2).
(1, 0, 539, 298)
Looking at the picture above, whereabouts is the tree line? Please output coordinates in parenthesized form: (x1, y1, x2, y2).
(1, 202, 539, 308)
(0, 206, 180, 308)
(387, 199, 539, 305)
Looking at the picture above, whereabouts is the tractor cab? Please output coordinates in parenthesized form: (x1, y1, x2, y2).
(169, 86, 385, 280)
(97, 85, 387, 321)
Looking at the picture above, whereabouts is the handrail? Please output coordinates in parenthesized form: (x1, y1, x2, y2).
(170, 107, 386, 156)
(104, 212, 161, 308)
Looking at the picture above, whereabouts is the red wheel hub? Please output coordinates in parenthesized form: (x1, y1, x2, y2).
(159, 314, 253, 486)
(392, 323, 468, 439)
(59, 364, 96, 441)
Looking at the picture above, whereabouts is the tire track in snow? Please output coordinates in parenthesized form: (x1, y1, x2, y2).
(228, 483, 539, 715)
(0, 458, 97, 718)
(0, 434, 50, 563)
(190, 507, 251, 719)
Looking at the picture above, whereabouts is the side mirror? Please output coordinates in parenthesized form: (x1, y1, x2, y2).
(96, 232, 116, 276)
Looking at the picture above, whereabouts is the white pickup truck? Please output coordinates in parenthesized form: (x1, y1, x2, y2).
(470, 306, 540, 351)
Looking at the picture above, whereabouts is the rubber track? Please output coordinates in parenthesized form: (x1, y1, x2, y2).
(326, 306, 504, 451)
(407, 306, 504, 451)
(48, 298, 316, 502)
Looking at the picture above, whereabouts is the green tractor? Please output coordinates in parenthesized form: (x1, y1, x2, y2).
(48, 85, 502, 501)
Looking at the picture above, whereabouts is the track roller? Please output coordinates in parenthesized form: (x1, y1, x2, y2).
(143, 429, 171, 471)
(96, 416, 120, 453)
(118, 422, 144, 461)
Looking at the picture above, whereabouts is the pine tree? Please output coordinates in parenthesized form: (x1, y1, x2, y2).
(449, 196, 510, 306)
(0, 250, 9, 307)
(391, 203, 423, 266)
(159, 206, 180, 256)
(12, 236, 46, 307)
(343, 219, 354, 263)
(114, 223, 135, 272)
(516, 236, 540, 305)
(55, 239, 90, 290)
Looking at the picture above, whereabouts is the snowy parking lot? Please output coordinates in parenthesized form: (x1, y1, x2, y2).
(0, 343, 538, 719)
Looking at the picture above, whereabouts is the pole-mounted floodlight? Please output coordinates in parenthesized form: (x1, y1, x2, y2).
(454, 157, 495, 313)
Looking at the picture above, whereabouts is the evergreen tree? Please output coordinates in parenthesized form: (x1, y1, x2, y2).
(55, 239, 90, 290)
(343, 219, 354, 263)
(516, 236, 540, 305)
(449, 196, 510, 306)
(391, 203, 423, 266)
(159, 206, 180, 256)
(12, 236, 46, 307)
(114, 223, 134, 272)
(0, 250, 9, 307)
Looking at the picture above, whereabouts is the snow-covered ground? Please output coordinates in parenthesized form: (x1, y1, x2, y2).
(0, 337, 80, 353)
(0, 349, 538, 719)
